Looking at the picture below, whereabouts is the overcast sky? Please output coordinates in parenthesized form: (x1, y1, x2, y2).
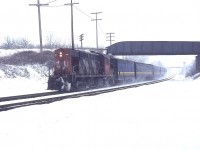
(0, 0, 200, 48)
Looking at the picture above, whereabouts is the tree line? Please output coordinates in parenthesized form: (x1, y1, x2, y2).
(0, 34, 69, 49)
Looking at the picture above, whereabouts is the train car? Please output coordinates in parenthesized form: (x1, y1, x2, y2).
(110, 58, 136, 83)
(110, 57, 165, 83)
(135, 62, 154, 81)
(153, 65, 161, 78)
(160, 67, 167, 76)
(153, 65, 167, 79)
(48, 48, 114, 91)
(48, 48, 167, 92)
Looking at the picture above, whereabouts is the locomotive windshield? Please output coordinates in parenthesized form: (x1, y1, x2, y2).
(53, 49, 71, 75)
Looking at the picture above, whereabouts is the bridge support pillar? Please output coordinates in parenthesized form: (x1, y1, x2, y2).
(196, 55, 200, 73)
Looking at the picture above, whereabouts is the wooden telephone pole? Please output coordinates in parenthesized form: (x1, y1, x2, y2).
(91, 12, 102, 50)
(29, 0, 49, 53)
(65, 0, 79, 50)
(106, 32, 115, 46)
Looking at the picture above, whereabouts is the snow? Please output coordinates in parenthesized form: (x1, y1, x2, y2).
(1, 49, 200, 150)
(0, 49, 38, 57)
(0, 64, 49, 97)
(0, 77, 47, 96)
(0, 75, 200, 150)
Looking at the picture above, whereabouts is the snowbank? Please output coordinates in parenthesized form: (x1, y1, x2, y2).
(0, 64, 49, 97)
(0, 49, 52, 96)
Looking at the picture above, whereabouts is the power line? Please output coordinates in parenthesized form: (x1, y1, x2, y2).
(47, 0, 59, 4)
(45, 5, 65, 7)
(74, 6, 93, 20)
(97, 22, 106, 37)
(73, 7, 106, 47)
(72, 6, 107, 48)
(29, 1, 106, 49)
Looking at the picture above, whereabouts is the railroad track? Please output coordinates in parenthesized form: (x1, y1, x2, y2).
(0, 76, 174, 112)
(0, 91, 60, 102)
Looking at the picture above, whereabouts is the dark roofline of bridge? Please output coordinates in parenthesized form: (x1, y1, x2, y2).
(107, 41, 200, 55)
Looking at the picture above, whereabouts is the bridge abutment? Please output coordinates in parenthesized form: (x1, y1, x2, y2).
(196, 55, 200, 73)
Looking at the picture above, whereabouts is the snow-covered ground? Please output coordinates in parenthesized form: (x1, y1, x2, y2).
(0, 77, 47, 96)
(1, 49, 200, 150)
(0, 74, 200, 150)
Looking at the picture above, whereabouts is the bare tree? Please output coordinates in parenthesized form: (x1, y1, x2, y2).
(0, 35, 73, 49)
(44, 33, 73, 49)
(1, 37, 33, 49)
(1, 36, 15, 49)
(44, 33, 60, 49)
(16, 38, 30, 48)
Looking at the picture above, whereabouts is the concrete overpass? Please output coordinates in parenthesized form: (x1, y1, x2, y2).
(107, 41, 200, 73)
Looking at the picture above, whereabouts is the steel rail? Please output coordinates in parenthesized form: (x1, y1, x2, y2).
(0, 91, 60, 102)
(0, 76, 174, 112)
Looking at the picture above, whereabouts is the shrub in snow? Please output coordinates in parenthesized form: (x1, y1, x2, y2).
(0, 50, 54, 79)
(0, 50, 54, 65)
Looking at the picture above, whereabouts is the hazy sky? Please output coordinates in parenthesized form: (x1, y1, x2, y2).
(0, 0, 200, 48)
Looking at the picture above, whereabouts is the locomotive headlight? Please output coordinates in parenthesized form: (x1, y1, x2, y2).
(59, 52, 63, 58)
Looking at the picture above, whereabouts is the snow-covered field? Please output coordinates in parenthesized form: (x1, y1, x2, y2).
(0, 74, 200, 150)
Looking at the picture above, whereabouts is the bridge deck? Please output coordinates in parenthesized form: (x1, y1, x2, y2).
(107, 41, 200, 55)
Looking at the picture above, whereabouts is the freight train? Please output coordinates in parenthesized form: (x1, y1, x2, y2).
(48, 48, 166, 92)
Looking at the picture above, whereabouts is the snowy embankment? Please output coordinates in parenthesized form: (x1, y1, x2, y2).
(0, 49, 53, 96)
(0, 65, 48, 96)
(0, 74, 200, 150)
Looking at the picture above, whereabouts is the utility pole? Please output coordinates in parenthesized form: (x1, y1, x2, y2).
(29, 0, 49, 53)
(106, 32, 115, 46)
(65, 0, 79, 50)
(91, 12, 102, 50)
(79, 34, 84, 48)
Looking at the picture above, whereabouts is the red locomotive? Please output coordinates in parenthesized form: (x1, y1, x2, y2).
(48, 48, 115, 91)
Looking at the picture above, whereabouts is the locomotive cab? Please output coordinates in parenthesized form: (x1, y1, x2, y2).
(54, 48, 72, 75)
(48, 48, 73, 92)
